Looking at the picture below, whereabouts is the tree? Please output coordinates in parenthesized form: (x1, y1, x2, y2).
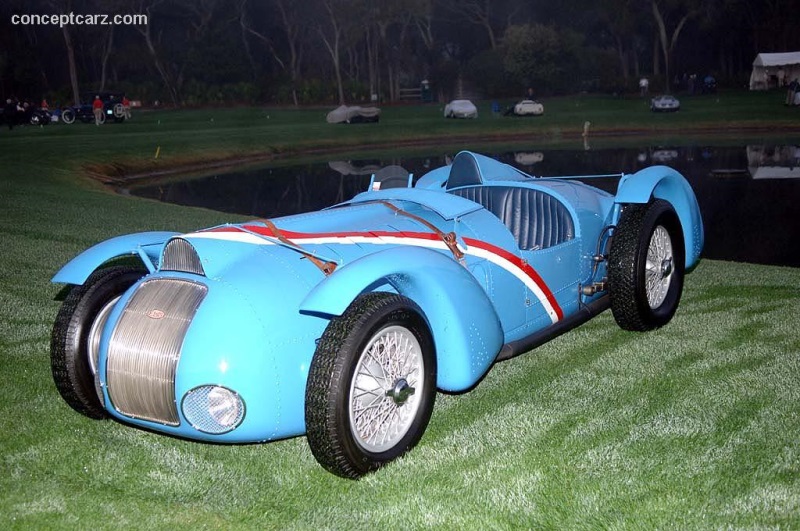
(502, 23, 581, 94)
(241, 0, 309, 106)
(134, 0, 182, 105)
(649, 0, 700, 92)
(317, 0, 357, 104)
(46, 0, 81, 105)
(363, 0, 413, 101)
(454, 0, 498, 49)
(595, 0, 647, 86)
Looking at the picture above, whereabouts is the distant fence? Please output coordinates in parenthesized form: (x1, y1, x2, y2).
(398, 88, 422, 101)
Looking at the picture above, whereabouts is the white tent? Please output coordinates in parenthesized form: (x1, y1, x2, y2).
(749, 52, 800, 90)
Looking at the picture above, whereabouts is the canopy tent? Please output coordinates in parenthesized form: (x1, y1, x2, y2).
(749, 52, 800, 90)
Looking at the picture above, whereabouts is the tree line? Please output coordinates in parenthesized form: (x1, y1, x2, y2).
(1, 0, 798, 107)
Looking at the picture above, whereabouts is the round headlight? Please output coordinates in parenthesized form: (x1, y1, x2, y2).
(182, 385, 245, 434)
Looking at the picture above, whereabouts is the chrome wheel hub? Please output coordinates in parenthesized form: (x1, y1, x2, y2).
(386, 378, 415, 405)
(349, 325, 424, 453)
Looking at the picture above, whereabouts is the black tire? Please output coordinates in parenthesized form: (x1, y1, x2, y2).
(61, 108, 75, 124)
(51, 266, 144, 419)
(112, 103, 125, 118)
(608, 199, 685, 331)
(305, 292, 437, 479)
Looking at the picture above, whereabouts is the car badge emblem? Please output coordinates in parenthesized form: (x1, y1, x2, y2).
(147, 309, 166, 320)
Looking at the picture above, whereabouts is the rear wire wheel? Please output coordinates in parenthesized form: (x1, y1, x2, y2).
(305, 292, 436, 479)
(608, 199, 685, 331)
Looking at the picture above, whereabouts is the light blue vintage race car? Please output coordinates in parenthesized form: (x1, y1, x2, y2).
(51, 151, 704, 478)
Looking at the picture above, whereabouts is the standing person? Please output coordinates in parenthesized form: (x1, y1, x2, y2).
(639, 77, 649, 97)
(92, 95, 104, 125)
(525, 87, 535, 100)
(121, 95, 131, 119)
(787, 79, 799, 106)
(4, 98, 16, 130)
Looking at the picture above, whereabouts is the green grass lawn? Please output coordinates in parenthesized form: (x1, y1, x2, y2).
(1, 91, 799, 529)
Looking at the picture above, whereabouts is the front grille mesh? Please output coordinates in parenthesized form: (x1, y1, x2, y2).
(161, 238, 205, 275)
(107, 278, 207, 425)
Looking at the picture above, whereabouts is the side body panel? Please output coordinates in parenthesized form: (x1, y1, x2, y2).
(300, 246, 504, 392)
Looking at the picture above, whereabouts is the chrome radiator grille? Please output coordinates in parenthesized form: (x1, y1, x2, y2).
(161, 237, 205, 276)
(107, 278, 207, 425)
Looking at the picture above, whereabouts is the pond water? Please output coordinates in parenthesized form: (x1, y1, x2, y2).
(126, 143, 800, 268)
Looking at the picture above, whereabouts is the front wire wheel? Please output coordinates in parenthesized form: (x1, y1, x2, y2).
(51, 266, 144, 418)
(305, 293, 436, 479)
(349, 324, 424, 453)
(608, 199, 685, 331)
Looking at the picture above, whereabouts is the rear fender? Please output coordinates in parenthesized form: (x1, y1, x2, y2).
(300, 247, 504, 392)
(52, 231, 179, 285)
(615, 166, 704, 269)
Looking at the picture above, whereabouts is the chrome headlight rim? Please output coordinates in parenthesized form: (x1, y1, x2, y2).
(181, 385, 246, 435)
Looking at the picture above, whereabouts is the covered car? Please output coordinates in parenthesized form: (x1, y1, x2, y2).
(444, 99, 478, 118)
(650, 94, 680, 112)
(50, 151, 703, 479)
(325, 105, 381, 124)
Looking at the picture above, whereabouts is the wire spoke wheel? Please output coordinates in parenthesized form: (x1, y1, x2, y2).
(51, 266, 143, 418)
(644, 225, 674, 309)
(609, 199, 685, 331)
(306, 293, 436, 479)
(349, 325, 424, 453)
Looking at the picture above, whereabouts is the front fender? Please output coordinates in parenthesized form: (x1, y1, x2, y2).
(615, 166, 704, 269)
(300, 247, 504, 392)
(52, 231, 179, 285)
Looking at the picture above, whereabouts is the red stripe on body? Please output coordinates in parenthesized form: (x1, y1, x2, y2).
(199, 224, 563, 319)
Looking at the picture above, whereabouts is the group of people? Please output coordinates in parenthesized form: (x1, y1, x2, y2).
(92, 94, 132, 125)
(3, 98, 40, 129)
(2, 93, 132, 129)
(637, 73, 718, 97)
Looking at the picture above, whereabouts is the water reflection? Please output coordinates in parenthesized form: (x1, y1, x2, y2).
(126, 144, 800, 267)
(747, 145, 800, 179)
(513, 152, 544, 166)
(328, 160, 382, 176)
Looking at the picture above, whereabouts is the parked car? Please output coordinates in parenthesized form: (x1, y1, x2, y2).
(28, 107, 52, 125)
(650, 94, 681, 112)
(50, 150, 703, 478)
(444, 99, 478, 118)
(0, 101, 51, 126)
(61, 92, 127, 124)
(505, 99, 544, 116)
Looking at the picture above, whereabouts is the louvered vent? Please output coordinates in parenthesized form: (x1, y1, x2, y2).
(161, 238, 205, 275)
(106, 278, 207, 425)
